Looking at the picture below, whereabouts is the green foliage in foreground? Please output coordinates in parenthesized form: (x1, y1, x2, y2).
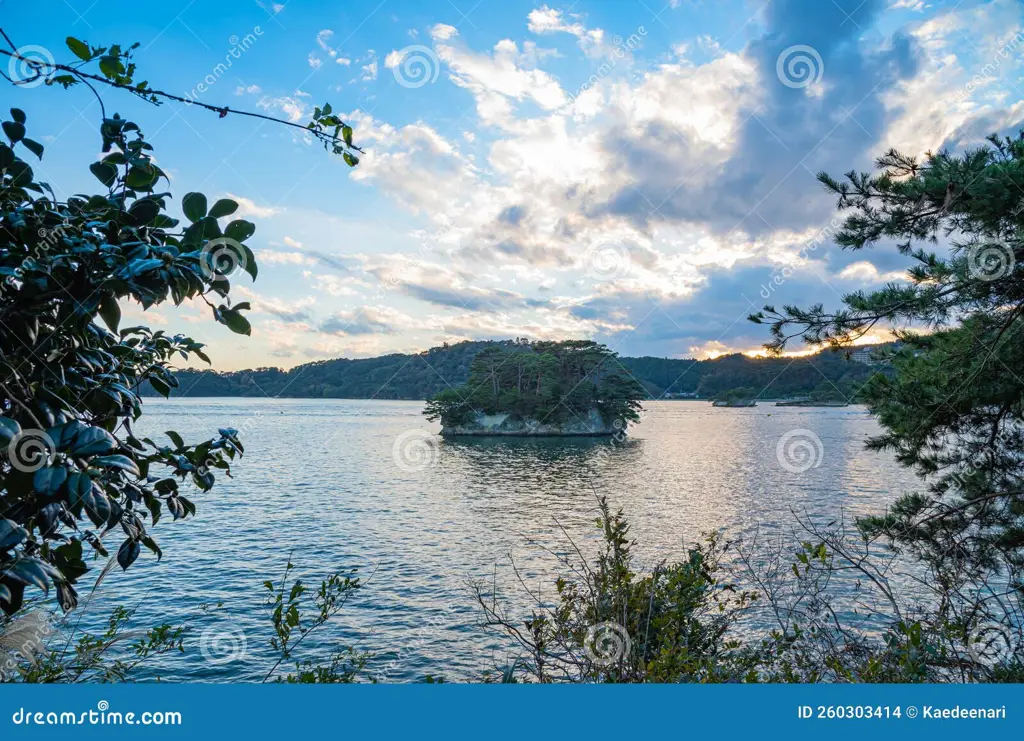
(423, 339, 645, 428)
(754, 134, 1024, 582)
(0, 107, 252, 615)
(481, 499, 1024, 683)
(0, 32, 358, 616)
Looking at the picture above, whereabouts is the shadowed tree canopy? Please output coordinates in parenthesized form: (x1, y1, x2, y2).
(0, 33, 358, 615)
(752, 133, 1024, 582)
(423, 339, 646, 429)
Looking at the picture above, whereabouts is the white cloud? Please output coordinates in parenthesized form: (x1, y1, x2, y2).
(890, 0, 928, 11)
(435, 37, 567, 125)
(430, 24, 458, 41)
(527, 5, 606, 57)
(837, 261, 908, 283)
(257, 251, 314, 266)
(317, 29, 338, 56)
(257, 94, 308, 123)
(225, 193, 282, 219)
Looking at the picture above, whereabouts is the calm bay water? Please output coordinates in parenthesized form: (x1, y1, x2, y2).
(76, 399, 920, 682)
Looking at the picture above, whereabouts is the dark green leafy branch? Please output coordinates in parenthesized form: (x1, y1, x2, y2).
(0, 26, 361, 616)
(750, 133, 1024, 581)
(262, 558, 367, 683)
(0, 31, 361, 164)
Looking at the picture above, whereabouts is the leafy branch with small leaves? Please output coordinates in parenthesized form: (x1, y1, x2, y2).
(0, 31, 359, 618)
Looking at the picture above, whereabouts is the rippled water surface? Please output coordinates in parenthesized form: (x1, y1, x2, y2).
(77, 399, 920, 681)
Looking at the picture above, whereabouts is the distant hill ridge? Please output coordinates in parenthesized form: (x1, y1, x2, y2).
(151, 339, 893, 401)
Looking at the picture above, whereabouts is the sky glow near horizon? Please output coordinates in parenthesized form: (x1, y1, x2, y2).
(5, 0, 1024, 369)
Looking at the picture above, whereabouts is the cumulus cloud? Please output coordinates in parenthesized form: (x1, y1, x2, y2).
(320, 306, 418, 335)
(527, 5, 606, 57)
(233, 0, 1023, 366)
(225, 193, 282, 219)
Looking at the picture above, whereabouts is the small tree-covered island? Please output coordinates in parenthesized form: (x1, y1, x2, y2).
(423, 340, 645, 436)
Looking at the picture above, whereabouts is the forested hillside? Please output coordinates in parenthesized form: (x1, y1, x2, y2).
(154, 340, 888, 400)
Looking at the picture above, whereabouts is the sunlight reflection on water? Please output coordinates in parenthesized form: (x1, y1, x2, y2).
(74, 399, 920, 682)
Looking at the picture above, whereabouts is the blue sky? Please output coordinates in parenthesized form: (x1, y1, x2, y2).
(5, 0, 1024, 369)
